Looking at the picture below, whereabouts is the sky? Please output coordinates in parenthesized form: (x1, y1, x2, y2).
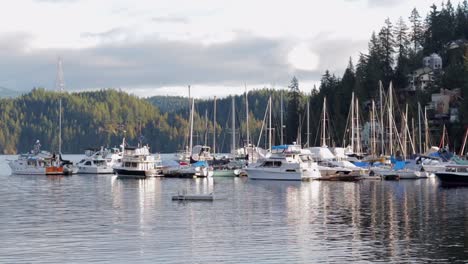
(0, 0, 437, 98)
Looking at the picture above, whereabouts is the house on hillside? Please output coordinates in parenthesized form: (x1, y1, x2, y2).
(406, 53, 442, 91)
(426, 88, 462, 122)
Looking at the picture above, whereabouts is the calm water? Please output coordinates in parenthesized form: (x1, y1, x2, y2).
(0, 154, 467, 263)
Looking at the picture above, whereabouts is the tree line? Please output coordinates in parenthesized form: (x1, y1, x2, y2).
(0, 1, 467, 154)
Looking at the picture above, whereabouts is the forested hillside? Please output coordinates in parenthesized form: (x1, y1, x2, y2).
(0, 88, 277, 154)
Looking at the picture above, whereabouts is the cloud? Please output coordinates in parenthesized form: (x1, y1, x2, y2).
(0, 32, 326, 95)
(343, 0, 405, 7)
(35, 0, 79, 2)
(152, 16, 189, 24)
(308, 33, 368, 76)
(368, 0, 405, 7)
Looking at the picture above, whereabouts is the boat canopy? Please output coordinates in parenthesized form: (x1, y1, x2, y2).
(272, 145, 288, 150)
(307, 147, 335, 160)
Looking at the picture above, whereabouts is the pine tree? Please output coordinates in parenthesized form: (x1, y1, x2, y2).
(286, 76, 301, 144)
(409, 8, 424, 52)
(454, 2, 468, 39)
(394, 17, 411, 89)
(378, 18, 395, 83)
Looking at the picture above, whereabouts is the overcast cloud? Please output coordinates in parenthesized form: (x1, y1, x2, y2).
(0, 0, 436, 97)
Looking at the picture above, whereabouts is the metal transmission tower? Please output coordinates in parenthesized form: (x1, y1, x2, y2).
(56, 57, 65, 154)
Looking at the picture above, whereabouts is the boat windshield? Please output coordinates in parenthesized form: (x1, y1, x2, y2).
(261, 161, 282, 167)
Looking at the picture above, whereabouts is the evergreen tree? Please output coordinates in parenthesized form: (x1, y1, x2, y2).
(378, 18, 395, 83)
(454, 2, 468, 39)
(394, 17, 411, 89)
(409, 8, 424, 52)
(286, 76, 301, 144)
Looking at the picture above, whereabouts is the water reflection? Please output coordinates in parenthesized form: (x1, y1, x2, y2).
(0, 155, 467, 263)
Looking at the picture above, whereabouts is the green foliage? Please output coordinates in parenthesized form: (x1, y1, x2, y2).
(287, 76, 302, 143)
(0, 89, 184, 154)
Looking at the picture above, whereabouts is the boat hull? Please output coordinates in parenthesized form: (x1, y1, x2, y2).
(9, 161, 64, 175)
(212, 169, 236, 177)
(114, 168, 162, 178)
(77, 165, 114, 174)
(397, 170, 420, 179)
(435, 172, 468, 186)
(245, 167, 310, 181)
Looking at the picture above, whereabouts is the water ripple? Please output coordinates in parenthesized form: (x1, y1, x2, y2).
(0, 155, 467, 263)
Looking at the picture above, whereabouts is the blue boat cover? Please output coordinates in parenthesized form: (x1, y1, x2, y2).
(192, 161, 208, 167)
(393, 161, 406, 170)
(272, 145, 288, 150)
(353, 161, 370, 168)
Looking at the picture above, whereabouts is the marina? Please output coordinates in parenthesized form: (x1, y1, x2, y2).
(0, 154, 467, 263)
(0, 0, 467, 262)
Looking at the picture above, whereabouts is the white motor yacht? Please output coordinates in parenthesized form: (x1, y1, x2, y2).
(114, 141, 163, 178)
(307, 147, 355, 176)
(245, 145, 321, 181)
(77, 148, 117, 174)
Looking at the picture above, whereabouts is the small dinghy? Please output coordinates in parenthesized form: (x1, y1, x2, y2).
(172, 192, 214, 201)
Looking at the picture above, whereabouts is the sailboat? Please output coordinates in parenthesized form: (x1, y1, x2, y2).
(55, 57, 77, 174)
(170, 90, 212, 177)
(305, 97, 355, 178)
(8, 57, 74, 175)
(245, 96, 321, 180)
(8, 140, 67, 175)
(212, 96, 244, 177)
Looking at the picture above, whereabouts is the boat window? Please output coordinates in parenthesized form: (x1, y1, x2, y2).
(95, 160, 105, 166)
(85, 161, 92, 166)
(458, 168, 467, 173)
(132, 162, 138, 168)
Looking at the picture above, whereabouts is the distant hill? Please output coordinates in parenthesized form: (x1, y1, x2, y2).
(0, 87, 21, 98)
(0, 88, 273, 154)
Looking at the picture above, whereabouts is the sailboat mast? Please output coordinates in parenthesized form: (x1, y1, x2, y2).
(322, 97, 327, 147)
(356, 97, 361, 154)
(245, 85, 250, 147)
(232, 96, 236, 153)
(307, 98, 310, 148)
(418, 102, 422, 154)
(389, 83, 393, 156)
(371, 100, 376, 156)
(56, 57, 65, 154)
(213, 96, 217, 154)
(379, 82, 384, 155)
(280, 91, 284, 145)
(351, 92, 355, 152)
(269, 96, 272, 151)
(424, 106, 429, 151)
(186, 85, 191, 153)
(460, 128, 468, 156)
(404, 104, 409, 159)
(204, 109, 208, 146)
(189, 98, 194, 156)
